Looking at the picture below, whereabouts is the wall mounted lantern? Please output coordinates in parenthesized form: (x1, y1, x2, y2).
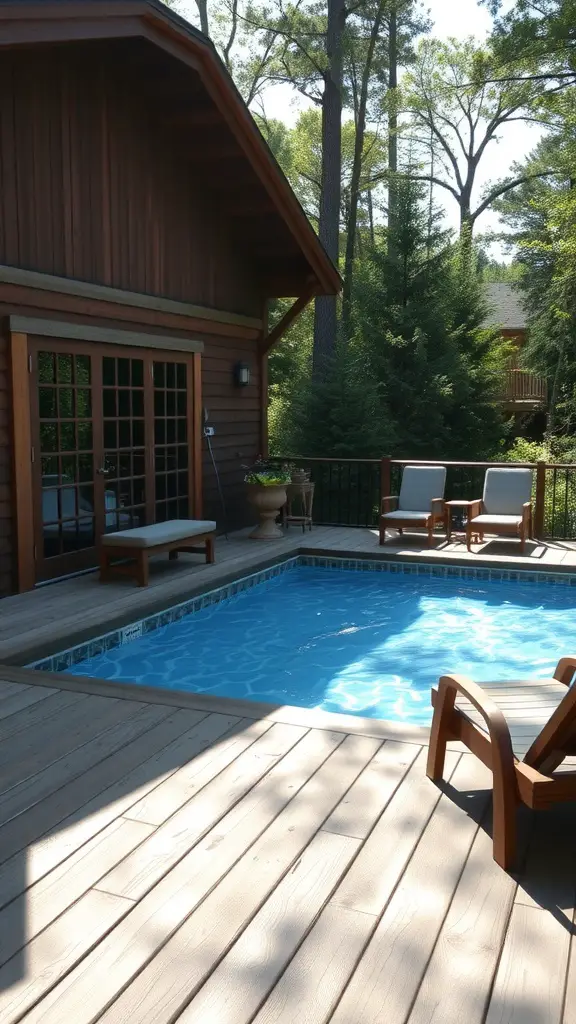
(234, 361, 251, 387)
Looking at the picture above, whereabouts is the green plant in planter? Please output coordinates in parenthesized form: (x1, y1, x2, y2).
(243, 457, 291, 486)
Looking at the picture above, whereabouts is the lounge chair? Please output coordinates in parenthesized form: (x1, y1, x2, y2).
(427, 660, 576, 869)
(465, 467, 533, 553)
(379, 465, 446, 547)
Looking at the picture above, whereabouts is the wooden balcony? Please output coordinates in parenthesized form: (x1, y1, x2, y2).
(501, 369, 547, 410)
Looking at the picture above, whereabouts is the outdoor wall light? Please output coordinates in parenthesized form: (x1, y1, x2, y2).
(234, 361, 251, 387)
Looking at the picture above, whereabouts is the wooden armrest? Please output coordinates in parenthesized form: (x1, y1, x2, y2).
(431, 497, 445, 512)
(466, 499, 482, 517)
(381, 495, 399, 512)
(554, 657, 576, 686)
(437, 673, 516, 776)
(522, 501, 532, 522)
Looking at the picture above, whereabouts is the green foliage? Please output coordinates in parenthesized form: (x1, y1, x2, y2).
(270, 176, 511, 460)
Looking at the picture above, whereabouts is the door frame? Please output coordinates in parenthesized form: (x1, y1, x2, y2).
(10, 325, 203, 592)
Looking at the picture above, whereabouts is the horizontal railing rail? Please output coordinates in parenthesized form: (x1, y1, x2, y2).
(273, 455, 576, 540)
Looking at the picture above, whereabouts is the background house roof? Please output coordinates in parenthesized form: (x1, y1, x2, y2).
(483, 283, 528, 331)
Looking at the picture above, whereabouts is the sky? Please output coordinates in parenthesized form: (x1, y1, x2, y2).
(180, 0, 543, 255)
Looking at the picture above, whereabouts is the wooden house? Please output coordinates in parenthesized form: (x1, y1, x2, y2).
(483, 283, 547, 414)
(0, 0, 340, 594)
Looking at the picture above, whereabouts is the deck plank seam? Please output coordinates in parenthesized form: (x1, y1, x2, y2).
(323, 751, 465, 1024)
(0, 704, 179, 881)
(0, 704, 212, 829)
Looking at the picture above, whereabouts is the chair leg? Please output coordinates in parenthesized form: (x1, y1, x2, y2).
(379, 523, 386, 546)
(491, 773, 518, 870)
(466, 524, 473, 552)
(428, 520, 434, 546)
(520, 528, 526, 554)
(427, 684, 456, 781)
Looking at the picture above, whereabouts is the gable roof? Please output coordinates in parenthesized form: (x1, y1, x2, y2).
(0, 0, 342, 298)
(483, 283, 528, 331)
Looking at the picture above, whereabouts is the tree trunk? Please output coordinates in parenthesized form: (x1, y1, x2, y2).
(367, 189, 375, 246)
(313, 0, 346, 379)
(341, 0, 387, 337)
(387, 5, 398, 261)
(548, 336, 565, 434)
(194, 0, 209, 36)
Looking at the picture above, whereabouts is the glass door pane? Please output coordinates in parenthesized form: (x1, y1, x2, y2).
(37, 350, 97, 566)
(101, 355, 147, 533)
(153, 359, 190, 522)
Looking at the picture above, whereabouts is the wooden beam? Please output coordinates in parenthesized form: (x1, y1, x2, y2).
(9, 317, 205, 354)
(0, 264, 262, 330)
(9, 332, 35, 593)
(260, 291, 316, 355)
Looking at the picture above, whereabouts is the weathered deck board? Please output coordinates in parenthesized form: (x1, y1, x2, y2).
(330, 755, 492, 1024)
(0, 672, 573, 1024)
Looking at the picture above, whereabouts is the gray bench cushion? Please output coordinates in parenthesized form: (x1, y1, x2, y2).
(101, 520, 216, 548)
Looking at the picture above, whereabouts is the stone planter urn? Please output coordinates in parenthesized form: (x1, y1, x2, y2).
(246, 483, 287, 539)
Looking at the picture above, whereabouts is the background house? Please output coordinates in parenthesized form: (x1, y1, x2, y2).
(483, 283, 547, 417)
(0, 0, 340, 594)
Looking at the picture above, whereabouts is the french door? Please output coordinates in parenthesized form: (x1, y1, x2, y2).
(29, 339, 198, 582)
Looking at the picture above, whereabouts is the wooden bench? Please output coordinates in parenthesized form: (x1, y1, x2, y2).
(99, 520, 216, 587)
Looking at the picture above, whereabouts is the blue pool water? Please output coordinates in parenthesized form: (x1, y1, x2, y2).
(65, 566, 576, 725)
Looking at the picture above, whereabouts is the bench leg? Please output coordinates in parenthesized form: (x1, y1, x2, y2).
(99, 548, 113, 583)
(206, 536, 215, 564)
(137, 551, 149, 587)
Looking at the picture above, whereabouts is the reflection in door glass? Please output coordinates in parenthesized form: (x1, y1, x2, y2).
(102, 356, 146, 534)
(37, 349, 95, 561)
(153, 360, 190, 522)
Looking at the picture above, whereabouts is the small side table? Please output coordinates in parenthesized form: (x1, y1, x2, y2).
(283, 482, 315, 532)
(444, 499, 478, 541)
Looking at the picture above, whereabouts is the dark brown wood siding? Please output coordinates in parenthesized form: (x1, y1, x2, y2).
(202, 337, 261, 528)
(0, 44, 262, 317)
(0, 295, 261, 594)
(0, 330, 10, 595)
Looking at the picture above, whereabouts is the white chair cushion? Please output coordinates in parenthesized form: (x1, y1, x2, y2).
(382, 510, 432, 521)
(469, 514, 522, 527)
(483, 468, 532, 516)
(455, 678, 570, 760)
(398, 466, 446, 512)
(101, 520, 216, 548)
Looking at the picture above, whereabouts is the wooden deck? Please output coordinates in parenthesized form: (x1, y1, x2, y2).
(2, 525, 576, 665)
(1, 525, 576, 1022)
(0, 673, 574, 1024)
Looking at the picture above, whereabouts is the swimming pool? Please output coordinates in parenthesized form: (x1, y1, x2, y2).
(39, 559, 576, 726)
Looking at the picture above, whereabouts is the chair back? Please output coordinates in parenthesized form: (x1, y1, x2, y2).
(398, 466, 446, 512)
(483, 468, 532, 516)
(523, 678, 576, 771)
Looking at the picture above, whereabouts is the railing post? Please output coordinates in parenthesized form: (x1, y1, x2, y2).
(535, 460, 546, 539)
(380, 456, 391, 507)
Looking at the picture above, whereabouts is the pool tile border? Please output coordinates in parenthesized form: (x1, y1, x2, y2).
(29, 554, 576, 674)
